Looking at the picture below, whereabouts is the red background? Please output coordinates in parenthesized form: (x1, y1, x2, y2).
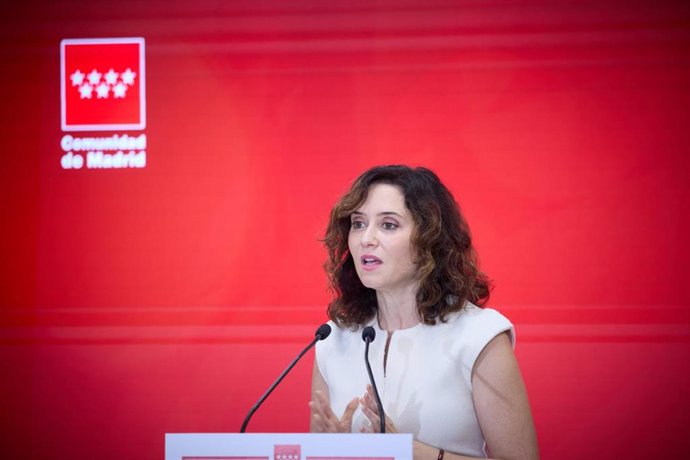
(1, 1, 689, 459)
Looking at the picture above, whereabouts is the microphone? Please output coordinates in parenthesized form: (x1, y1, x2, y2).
(362, 325, 385, 433)
(240, 323, 332, 433)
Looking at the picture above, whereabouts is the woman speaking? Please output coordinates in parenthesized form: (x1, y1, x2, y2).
(310, 165, 539, 460)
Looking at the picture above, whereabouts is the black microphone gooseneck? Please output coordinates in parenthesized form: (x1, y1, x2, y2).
(362, 325, 386, 433)
(240, 323, 332, 433)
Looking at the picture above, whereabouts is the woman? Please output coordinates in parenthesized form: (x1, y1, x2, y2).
(310, 165, 539, 460)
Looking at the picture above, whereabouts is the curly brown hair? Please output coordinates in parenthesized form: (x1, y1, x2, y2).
(324, 165, 491, 329)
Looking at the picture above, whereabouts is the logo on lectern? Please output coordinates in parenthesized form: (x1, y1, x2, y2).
(275, 445, 301, 460)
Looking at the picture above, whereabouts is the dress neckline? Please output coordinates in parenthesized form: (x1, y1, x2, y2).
(373, 316, 424, 335)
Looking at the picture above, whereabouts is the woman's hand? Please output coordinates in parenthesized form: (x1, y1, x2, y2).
(309, 390, 359, 433)
(359, 384, 398, 433)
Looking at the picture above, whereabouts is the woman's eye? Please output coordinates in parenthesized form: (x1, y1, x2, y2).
(351, 220, 365, 229)
(382, 222, 398, 230)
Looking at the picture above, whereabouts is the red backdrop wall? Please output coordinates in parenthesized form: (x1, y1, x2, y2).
(1, 1, 689, 458)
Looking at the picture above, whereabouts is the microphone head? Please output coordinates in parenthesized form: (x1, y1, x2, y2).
(315, 323, 332, 341)
(362, 326, 376, 343)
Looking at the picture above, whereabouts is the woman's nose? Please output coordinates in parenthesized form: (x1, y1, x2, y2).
(360, 226, 378, 247)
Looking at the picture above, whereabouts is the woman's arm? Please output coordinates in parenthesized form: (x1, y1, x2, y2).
(471, 332, 539, 460)
(309, 359, 359, 432)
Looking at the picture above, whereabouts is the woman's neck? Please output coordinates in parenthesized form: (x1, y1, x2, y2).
(375, 285, 421, 331)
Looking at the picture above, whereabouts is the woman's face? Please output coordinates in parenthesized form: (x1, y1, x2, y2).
(347, 183, 418, 293)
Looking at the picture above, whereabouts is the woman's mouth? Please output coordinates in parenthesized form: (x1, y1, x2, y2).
(360, 255, 382, 271)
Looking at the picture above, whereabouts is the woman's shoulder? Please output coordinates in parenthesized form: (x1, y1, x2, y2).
(441, 303, 514, 343)
(316, 320, 364, 352)
(446, 302, 511, 324)
(438, 304, 515, 386)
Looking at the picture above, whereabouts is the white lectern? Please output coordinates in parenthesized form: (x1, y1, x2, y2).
(165, 433, 413, 460)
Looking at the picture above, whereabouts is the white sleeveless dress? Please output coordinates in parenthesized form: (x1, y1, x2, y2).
(315, 303, 514, 458)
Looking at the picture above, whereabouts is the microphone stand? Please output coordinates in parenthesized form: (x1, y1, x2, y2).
(240, 325, 331, 433)
(363, 327, 386, 433)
